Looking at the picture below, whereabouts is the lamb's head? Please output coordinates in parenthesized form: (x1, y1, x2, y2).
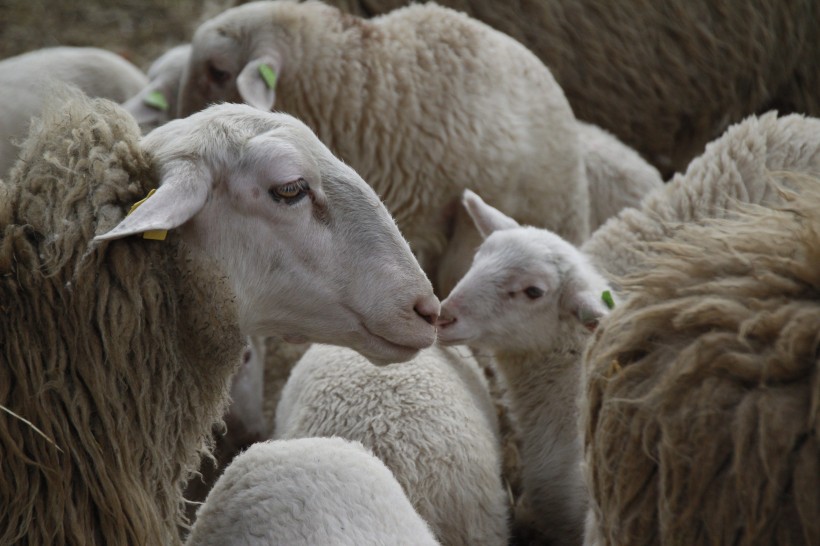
(122, 44, 191, 132)
(438, 190, 612, 353)
(96, 103, 438, 364)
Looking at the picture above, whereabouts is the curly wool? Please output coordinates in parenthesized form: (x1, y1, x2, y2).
(0, 91, 243, 545)
(582, 179, 820, 546)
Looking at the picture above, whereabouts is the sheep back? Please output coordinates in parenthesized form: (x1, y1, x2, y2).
(583, 112, 820, 284)
(582, 178, 820, 546)
(0, 90, 242, 545)
(276, 344, 508, 546)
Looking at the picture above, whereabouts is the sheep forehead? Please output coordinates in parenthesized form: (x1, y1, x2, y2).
(474, 228, 578, 279)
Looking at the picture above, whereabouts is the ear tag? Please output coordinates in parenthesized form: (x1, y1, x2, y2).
(127, 188, 168, 241)
(601, 290, 615, 309)
(143, 90, 169, 112)
(258, 63, 277, 89)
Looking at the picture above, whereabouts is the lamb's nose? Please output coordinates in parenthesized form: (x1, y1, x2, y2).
(413, 293, 440, 325)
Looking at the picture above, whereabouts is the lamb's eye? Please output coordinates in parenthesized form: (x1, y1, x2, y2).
(269, 178, 309, 204)
(208, 62, 231, 85)
(524, 286, 545, 299)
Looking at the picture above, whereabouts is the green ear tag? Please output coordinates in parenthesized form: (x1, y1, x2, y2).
(258, 63, 277, 89)
(143, 90, 169, 112)
(601, 290, 615, 310)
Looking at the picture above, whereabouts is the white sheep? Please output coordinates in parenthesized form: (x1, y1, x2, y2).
(122, 44, 191, 133)
(2, 91, 438, 545)
(178, 0, 589, 293)
(186, 437, 441, 546)
(437, 190, 610, 546)
(274, 343, 509, 546)
(0, 46, 148, 175)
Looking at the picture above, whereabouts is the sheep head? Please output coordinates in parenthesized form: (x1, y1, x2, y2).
(96, 104, 438, 364)
(438, 190, 611, 353)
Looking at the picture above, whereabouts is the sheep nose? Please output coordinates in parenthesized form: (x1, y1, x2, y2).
(413, 293, 440, 325)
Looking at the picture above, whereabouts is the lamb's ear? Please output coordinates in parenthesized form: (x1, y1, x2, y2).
(237, 57, 280, 111)
(462, 189, 519, 239)
(94, 161, 210, 241)
(566, 288, 612, 332)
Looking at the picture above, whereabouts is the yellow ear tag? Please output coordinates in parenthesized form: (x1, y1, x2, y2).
(127, 188, 168, 241)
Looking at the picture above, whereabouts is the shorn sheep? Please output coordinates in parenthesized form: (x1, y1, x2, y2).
(582, 177, 820, 546)
(0, 46, 148, 175)
(122, 44, 192, 133)
(0, 91, 437, 545)
(321, 0, 820, 176)
(438, 190, 613, 545)
(186, 437, 441, 546)
(275, 344, 509, 546)
(179, 0, 588, 292)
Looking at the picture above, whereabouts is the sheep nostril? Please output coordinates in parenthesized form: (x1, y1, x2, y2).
(414, 294, 440, 326)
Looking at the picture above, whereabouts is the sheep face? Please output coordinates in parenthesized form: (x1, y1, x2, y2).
(96, 104, 438, 364)
(178, 1, 289, 116)
(438, 190, 610, 352)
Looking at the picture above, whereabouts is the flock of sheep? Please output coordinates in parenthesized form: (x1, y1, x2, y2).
(1, 1, 818, 545)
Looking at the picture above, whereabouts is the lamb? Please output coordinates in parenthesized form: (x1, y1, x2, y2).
(186, 437, 441, 546)
(437, 190, 612, 546)
(0, 90, 438, 545)
(122, 44, 191, 133)
(0, 46, 148, 175)
(179, 0, 589, 293)
(274, 343, 509, 546)
(581, 176, 820, 546)
(321, 0, 820, 177)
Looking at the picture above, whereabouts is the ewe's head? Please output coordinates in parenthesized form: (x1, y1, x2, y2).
(96, 104, 438, 364)
(179, 1, 324, 116)
(438, 190, 612, 353)
(122, 44, 191, 132)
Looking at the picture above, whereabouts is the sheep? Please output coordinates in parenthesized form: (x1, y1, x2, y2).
(581, 176, 820, 546)
(122, 44, 191, 133)
(186, 437, 441, 546)
(179, 0, 589, 294)
(577, 121, 663, 231)
(274, 343, 509, 546)
(0, 90, 438, 545)
(320, 0, 820, 177)
(0, 46, 148, 175)
(437, 190, 612, 546)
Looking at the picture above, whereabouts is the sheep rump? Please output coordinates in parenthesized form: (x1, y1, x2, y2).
(0, 90, 243, 545)
(582, 178, 820, 545)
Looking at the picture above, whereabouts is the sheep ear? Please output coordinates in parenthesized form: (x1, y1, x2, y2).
(567, 289, 612, 332)
(94, 161, 210, 241)
(462, 189, 519, 239)
(237, 57, 279, 111)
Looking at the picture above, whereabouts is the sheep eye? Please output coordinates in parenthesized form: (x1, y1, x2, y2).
(524, 286, 545, 299)
(208, 62, 231, 85)
(269, 178, 309, 204)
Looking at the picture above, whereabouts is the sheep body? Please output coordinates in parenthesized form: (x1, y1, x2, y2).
(578, 121, 663, 231)
(582, 177, 820, 546)
(186, 437, 441, 546)
(324, 0, 819, 176)
(275, 343, 508, 546)
(0, 46, 148, 174)
(181, 1, 588, 286)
